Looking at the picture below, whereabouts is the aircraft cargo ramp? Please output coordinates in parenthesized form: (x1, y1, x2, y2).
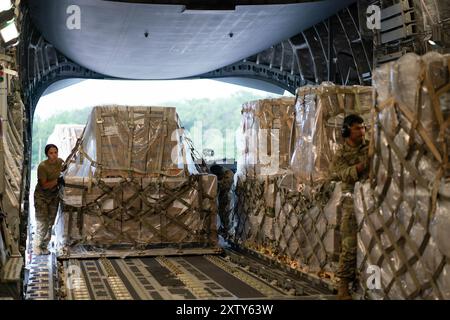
(25, 246, 335, 300)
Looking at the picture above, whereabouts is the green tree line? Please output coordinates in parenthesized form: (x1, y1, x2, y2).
(32, 91, 280, 167)
(32, 108, 93, 167)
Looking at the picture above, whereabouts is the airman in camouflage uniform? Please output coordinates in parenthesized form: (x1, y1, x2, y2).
(330, 114, 369, 300)
(210, 164, 234, 235)
(34, 144, 65, 255)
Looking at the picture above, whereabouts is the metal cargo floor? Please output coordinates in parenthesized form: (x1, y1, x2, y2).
(25, 252, 335, 300)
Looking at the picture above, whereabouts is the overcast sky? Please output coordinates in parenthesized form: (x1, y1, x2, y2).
(35, 79, 292, 119)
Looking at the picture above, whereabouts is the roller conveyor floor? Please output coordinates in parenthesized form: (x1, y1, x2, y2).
(25, 250, 335, 300)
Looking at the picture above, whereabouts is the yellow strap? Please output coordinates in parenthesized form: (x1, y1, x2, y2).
(354, 92, 361, 113)
(78, 145, 100, 168)
(63, 126, 87, 171)
(435, 82, 450, 97)
(424, 65, 445, 127)
(337, 94, 345, 112)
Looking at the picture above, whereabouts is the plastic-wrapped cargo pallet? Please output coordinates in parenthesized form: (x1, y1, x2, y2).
(232, 88, 372, 279)
(46, 124, 84, 160)
(65, 106, 192, 178)
(238, 98, 295, 178)
(291, 83, 373, 184)
(232, 97, 295, 248)
(354, 52, 450, 300)
(233, 97, 295, 221)
(55, 106, 218, 258)
(0, 80, 25, 299)
(0, 91, 24, 259)
(232, 174, 344, 276)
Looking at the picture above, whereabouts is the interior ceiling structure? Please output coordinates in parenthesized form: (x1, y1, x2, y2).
(28, 0, 356, 79)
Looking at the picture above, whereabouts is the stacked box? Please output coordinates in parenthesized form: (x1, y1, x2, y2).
(232, 89, 371, 278)
(238, 98, 295, 178)
(232, 86, 373, 278)
(291, 83, 373, 184)
(354, 52, 450, 299)
(67, 106, 185, 178)
(56, 106, 217, 258)
(55, 175, 218, 257)
(231, 175, 343, 275)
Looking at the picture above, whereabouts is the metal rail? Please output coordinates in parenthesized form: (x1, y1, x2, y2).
(23, 251, 336, 300)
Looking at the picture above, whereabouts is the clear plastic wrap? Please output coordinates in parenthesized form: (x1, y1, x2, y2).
(233, 86, 371, 277)
(237, 98, 295, 178)
(56, 174, 218, 257)
(1, 90, 25, 249)
(232, 175, 342, 276)
(355, 52, 450, 300)
(56, 106, 216, 257)
(66, 106, 194, 178)
(290, 83, 373, 184)
(430, 186, 450, 258)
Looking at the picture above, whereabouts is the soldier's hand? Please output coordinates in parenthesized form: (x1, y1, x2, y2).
(356, 162, 366, 174)
(356, 157, 370, 176)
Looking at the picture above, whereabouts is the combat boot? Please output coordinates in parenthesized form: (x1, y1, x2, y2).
(337, 279, 352, 300)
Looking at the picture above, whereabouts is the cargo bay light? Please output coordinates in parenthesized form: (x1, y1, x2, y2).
(0, 0, 449, 301)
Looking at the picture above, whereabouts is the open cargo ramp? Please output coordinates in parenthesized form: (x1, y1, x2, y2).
(25, 248, 335, 300)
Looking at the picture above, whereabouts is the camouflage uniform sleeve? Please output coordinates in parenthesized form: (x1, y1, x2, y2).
(330, 149, 359, 184)
(37, 163, 46, 182)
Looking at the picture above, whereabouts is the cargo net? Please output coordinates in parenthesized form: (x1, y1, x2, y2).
(55, 106, 217, 258)
(230, 175, 343, 281)
(231, 87, 372, 281)
(291, 83, 373, 184)
(355, 52, 450, 299)
(1, 91, 24, 258)
(55, 175, 218, 258)
(237, 98, 295, 178)
(64, 105, 205, 178)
